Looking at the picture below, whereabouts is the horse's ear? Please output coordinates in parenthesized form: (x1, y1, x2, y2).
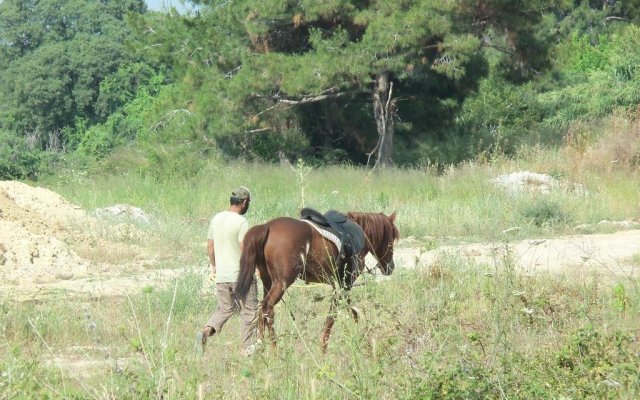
(388, 211, 397, 223)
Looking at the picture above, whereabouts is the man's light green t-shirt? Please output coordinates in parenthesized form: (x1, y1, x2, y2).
(208, 210, 249, 283)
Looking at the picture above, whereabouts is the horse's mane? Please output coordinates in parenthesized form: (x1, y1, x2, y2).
(345, 212, 399, 247)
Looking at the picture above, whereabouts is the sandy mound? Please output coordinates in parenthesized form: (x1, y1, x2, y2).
(0, 181, 148, 286)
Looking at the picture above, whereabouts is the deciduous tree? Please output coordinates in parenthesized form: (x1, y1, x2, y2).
(0, 0, 147, 150)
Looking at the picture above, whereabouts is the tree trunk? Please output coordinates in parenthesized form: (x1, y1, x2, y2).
(372, 71, 395, 169)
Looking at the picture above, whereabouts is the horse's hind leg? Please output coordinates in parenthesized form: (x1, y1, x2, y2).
(257, 274, 272, 341)
(261, 280, 286, 346)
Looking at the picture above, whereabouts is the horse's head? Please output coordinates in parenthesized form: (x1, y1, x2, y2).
(377, 211, 399, 275)
(347, 211, 400, 276)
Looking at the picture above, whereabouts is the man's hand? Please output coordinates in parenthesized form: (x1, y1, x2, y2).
(208, 271, 216, 283)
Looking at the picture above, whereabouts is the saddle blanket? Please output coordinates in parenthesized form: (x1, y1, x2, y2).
(301, 219, 342, 252)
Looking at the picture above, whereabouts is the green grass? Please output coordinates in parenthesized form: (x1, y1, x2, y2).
(1, 256, 639, 398)
(3, 142, 639, 398)
(40, 150, 640, 247)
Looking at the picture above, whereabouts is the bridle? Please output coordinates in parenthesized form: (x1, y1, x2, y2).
(361, 228, 395, 276)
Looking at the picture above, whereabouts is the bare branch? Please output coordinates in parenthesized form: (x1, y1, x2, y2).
(150, 109, 192, 132)
(251, 103, 294, 119)
(244, 127, 272, 134)
(276, 91, 350, 105)
(366, 137, 381, 168)
(481, 42, 514, 56)
(385, 81, 394, 114)
(255, 87, 369, 106)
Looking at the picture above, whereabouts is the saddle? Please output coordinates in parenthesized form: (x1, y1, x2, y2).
(300, 207, 365, 287)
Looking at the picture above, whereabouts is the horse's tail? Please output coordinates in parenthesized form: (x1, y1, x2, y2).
(234, 223, 269, 303)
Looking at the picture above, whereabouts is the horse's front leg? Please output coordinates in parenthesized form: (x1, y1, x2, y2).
(344, 256, 364, 323)
(321, 295, 339, 353)
(346, 293, 362, 323)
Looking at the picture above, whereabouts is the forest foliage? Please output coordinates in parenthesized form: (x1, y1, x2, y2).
(1, 0, 640, 178)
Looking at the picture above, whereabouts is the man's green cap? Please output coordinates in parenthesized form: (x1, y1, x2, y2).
(232, 186, 251, 200)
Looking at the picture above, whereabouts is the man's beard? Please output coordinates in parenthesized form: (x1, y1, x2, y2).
(240, 203, 249, 215)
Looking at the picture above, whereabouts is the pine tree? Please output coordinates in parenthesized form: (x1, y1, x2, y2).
(176, 0, 481, 168)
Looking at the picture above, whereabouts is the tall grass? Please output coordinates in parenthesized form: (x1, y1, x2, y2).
(4, 117, 639, 398)
(43, 140, 639, 249)
(1, 254, 638, 398)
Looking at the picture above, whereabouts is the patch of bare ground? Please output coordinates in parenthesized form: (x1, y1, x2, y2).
(0, 181, 160, 300)
(394, 227, 640, 281)
(43, 345, 143, 381)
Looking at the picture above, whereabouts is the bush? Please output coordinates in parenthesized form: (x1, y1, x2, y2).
(520, 198, 572, 227)
(0, 131, 54, 180)
(581, 116, 640, 171)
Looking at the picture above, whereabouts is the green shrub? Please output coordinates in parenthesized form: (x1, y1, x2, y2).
(0, 131, 54, 180)
(519, 198, 572, 227)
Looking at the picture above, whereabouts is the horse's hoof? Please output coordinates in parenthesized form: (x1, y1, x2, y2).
(243, 343, 259, 357)
(320, 342, 329, 353)
(350, 306, 363, 322)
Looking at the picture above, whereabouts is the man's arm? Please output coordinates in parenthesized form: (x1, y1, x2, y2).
(207, 239, 216, 275)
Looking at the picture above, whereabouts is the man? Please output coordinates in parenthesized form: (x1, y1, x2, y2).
(196, 186, 259, 356)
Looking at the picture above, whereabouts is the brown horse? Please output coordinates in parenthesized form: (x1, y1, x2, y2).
(234, 211, 399, 350)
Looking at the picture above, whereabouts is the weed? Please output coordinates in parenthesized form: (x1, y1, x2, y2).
(5, 141, 639, 397)
(519, 198, 572, 228)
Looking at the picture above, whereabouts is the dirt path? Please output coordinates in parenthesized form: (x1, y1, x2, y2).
(393, 229, 640, 279)
(0, 267, 191, 301)
(5, 228, 639, 301)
